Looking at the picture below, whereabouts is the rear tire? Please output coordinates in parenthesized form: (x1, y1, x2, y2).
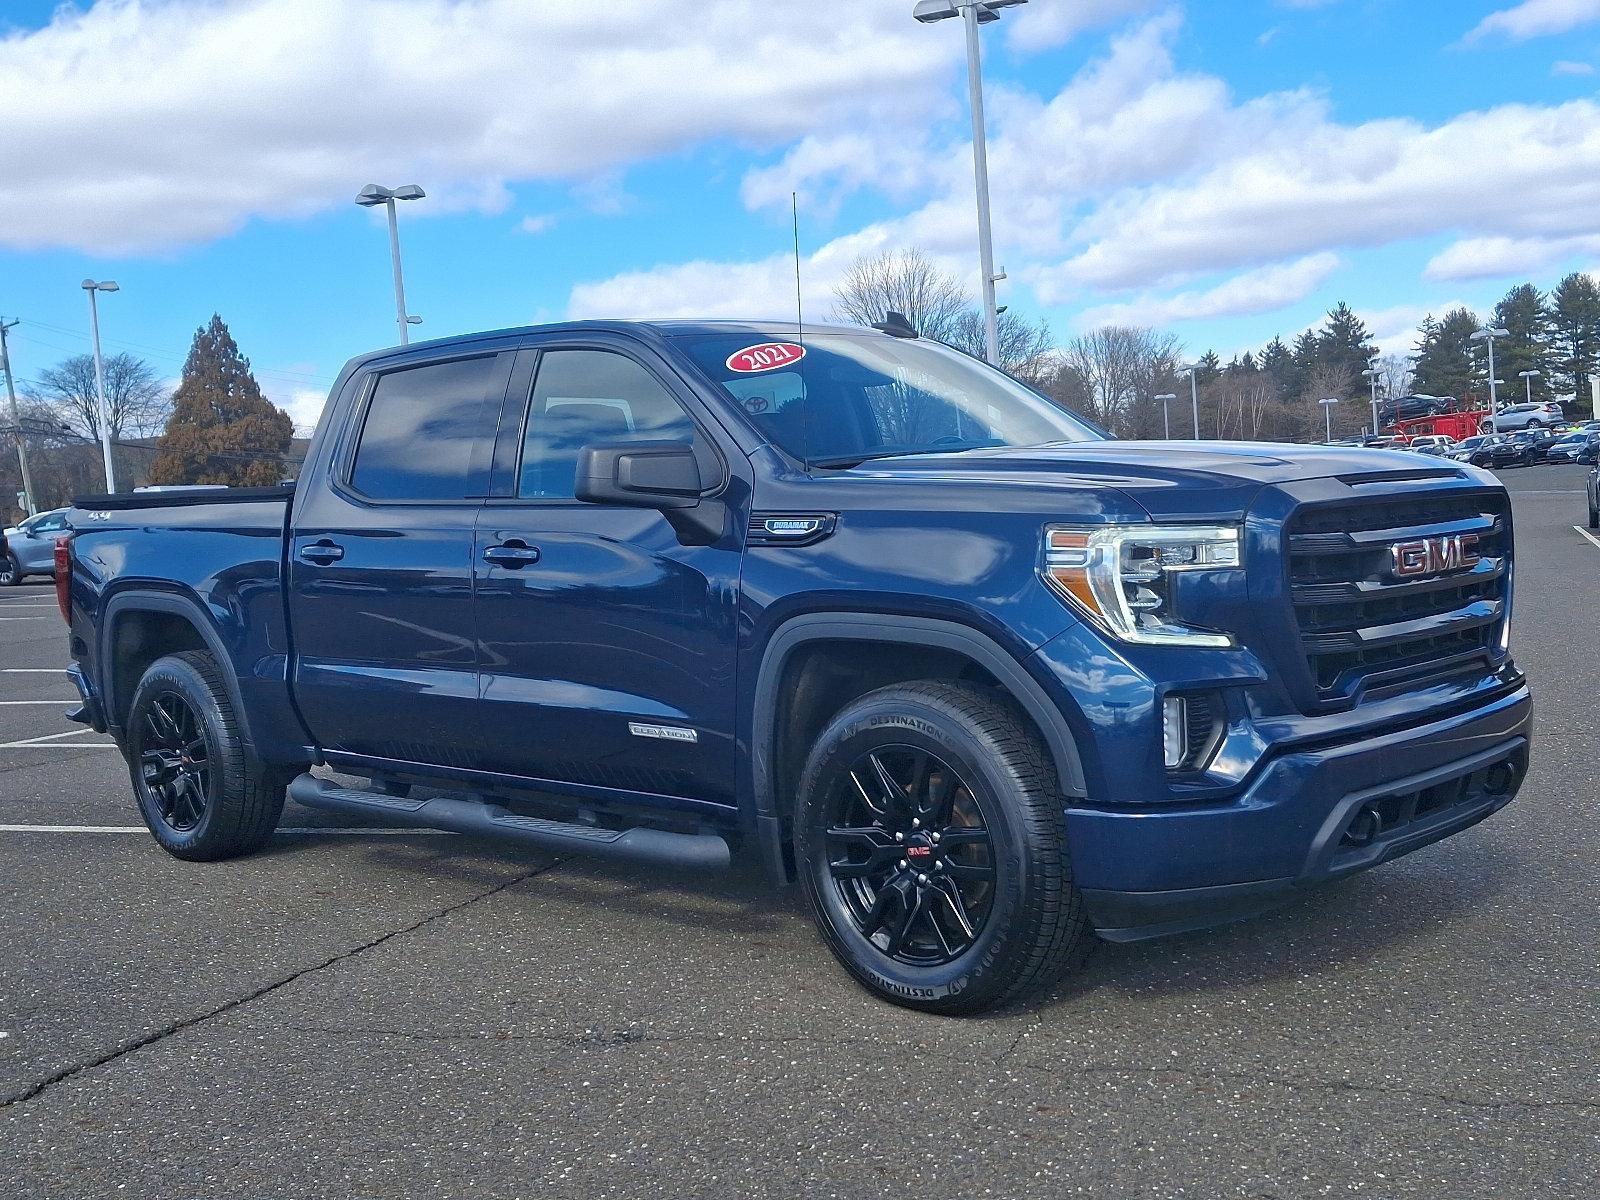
(126, 651, 290, 861)
(0, 554, 18, 586)
(795, 681, 1090, 1015)
(1588, 501, 1597, 530)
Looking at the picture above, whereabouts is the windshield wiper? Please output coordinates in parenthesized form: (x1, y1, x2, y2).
(809, 444, 996, 470)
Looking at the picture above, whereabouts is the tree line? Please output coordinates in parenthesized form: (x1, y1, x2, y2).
(2, 314, 294, 520)
(833, 249, 1600, 443)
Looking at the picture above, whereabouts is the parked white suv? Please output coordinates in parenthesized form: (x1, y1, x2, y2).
(1483, 401, 1564, 432)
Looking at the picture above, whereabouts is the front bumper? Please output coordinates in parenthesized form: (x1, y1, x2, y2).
(1067, 682, 1531, 941)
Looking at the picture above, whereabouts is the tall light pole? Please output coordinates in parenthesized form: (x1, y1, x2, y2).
(1183, 363, 1202, 438)
(81, 279, 119, 492)
(1518, 369, 1540, 405)
(1362, 364, 1383, 434)
(355, 184, 426, 345)
(913, 0, 1025, 365)
(1154, 393, 1176, 439)
(1470, 326, 1510, 416)
(0, 319, 37, 516)
(1320, 396, 1339, 443)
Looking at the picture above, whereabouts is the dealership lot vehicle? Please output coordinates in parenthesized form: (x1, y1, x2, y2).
(1483, 401, 1564, 432)
(58, 319, 1530, 1015)
(0, 508, 72, 586)
(1448, 434, 1497, 465)
(0, 467, 1592, 1199)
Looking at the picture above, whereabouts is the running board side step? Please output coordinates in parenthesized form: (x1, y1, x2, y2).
(286, 775, 731, 871)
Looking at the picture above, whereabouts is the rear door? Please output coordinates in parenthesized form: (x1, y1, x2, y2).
(288, 346, 513, 769)
(470, 335, 745, 807)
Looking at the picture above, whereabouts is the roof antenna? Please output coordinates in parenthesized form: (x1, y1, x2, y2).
(793, 191, 812, 471)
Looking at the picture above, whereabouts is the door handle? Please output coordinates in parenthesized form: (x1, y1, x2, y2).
(482, 541, 541, 568)
(298, 540, 345, 565)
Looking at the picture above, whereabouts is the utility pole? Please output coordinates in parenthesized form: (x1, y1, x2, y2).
(0, 319, 37, 516)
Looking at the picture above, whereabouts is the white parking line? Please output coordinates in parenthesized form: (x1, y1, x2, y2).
(0, 824, 450, 836)
(0, 617, 47, 622)
(0, 743, 119, 749)
(1, 668, 66, 673)
(1575, 525, 1600, 552)
(0, 699, 78, 705)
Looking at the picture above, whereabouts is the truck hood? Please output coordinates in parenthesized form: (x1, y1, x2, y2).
(836, 441, 1467, 521)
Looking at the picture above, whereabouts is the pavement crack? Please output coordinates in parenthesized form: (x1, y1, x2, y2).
(0, 860, 556, 1111)
(1016, 1061, 1600, 1113)
(993, 1003, 1045, 1066)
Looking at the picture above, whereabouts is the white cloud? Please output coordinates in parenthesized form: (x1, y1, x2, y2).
(1073, 253, 1342, 329)
(1553, 59, 1597, 75)
(1004, 0, 1159, 53)
(0, 0, 956, 254)
(1464, 0, 1600, 44)
(1048, 99, 1600, 292)
(1425, 233, 1600, 281)
(517, 214, 557, 235)
(573, 9, 1600, 337)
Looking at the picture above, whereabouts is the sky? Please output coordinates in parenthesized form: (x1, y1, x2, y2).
(3, 0, 1600, 432)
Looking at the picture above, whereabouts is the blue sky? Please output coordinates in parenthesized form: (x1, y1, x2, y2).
(2, 0, 1599, 430)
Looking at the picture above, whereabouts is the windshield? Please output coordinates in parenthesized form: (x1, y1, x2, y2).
(674, 331, 1100, 465)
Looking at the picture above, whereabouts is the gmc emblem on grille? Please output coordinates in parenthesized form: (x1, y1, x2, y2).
(1390, 533, 1480, 578)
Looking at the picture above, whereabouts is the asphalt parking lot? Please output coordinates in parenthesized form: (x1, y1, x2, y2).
(2, 467, 1597, 1199)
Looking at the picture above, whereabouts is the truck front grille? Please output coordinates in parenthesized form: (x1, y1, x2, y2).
(1286, 491, 1509, 706)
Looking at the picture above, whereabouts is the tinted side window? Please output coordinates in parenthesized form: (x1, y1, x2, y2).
(518, 350, 698, 499)
(350, 356, 500, 500)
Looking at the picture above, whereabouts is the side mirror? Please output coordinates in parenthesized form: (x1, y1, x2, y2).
(575, 440, 702, 509)
(574, 440, 724, 545)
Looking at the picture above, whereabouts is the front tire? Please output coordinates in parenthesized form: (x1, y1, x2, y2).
(0, 554, 19, 587)
(126, 651, 290, 861)
(1589, 499, 1598, 529)
(795, 682, 1089, 1015)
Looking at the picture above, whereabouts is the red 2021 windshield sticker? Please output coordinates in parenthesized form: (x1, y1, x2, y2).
(726, 342, 806, 374)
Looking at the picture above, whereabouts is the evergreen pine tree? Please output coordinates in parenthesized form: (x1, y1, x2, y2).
(1316, 302, 1376, 397)
(149, 314, 294, 487)
(1412, 307, 1482, 405)
(1195, 350, 1222, 385)
(1551, 272, 1600, 413)
(1490, 283, 1554, 403)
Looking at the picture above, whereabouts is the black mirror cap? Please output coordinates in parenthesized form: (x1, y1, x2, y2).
(574, 440, 703, 510)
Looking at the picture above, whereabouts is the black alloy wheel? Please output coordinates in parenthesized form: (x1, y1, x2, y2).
(823, 745, 996, 966)
(135, 690, 213, 833)
(0, 555, 18, 586)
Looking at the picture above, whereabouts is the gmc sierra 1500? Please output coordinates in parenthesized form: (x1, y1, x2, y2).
(60, 319, 1531, 1013)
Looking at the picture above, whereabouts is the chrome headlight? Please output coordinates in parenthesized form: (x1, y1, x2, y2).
(1042, 524, 1241, 647)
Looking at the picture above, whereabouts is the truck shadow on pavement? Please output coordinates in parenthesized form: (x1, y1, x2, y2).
(259, 821, 1521, 1016)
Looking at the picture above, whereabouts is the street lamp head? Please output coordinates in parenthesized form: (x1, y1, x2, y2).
(1518, 369, 1540, 378)
(81, 279, 117, 293)
(355, 184, 394, 206)
(1320, 397, 1340, 406)
(391, 184, 426, 202)
(1361, 367, 1382, 378)
(914, 0, 1024, 23)
(1154, 393, 1177, 402)
(404, 315, 423, 325)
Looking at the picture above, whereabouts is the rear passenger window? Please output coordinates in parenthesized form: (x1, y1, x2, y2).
(517, 350, 699, 499)
(350, 356, 500, 500)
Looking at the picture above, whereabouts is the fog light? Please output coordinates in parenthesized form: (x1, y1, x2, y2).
(1162, 696, 1186, 769)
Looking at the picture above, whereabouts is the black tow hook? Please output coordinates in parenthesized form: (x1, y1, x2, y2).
(1343, 805, 1384, 847)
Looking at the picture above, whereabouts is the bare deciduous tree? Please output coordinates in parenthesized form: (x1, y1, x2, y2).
(833, 248, 971, 343)
(33, 352, 171, 440)
(1049, 326, 1182, 433)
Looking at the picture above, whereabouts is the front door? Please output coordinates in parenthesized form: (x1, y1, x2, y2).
(288, 347, 511, 768)
(471, 341, 742, 806)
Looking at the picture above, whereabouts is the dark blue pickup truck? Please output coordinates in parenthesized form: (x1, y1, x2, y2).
(60, 319, 1531, 1013)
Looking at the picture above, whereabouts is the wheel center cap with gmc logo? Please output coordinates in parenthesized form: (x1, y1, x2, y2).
(905, 834, 936, 864)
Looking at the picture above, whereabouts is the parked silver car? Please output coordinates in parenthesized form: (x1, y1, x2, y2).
(0, 507, 73, 586)
(1483, 401, 1564, 432)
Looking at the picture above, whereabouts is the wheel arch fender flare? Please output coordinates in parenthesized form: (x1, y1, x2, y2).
(749, 613, 1088, 882)
(98, 588, 259, 749)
